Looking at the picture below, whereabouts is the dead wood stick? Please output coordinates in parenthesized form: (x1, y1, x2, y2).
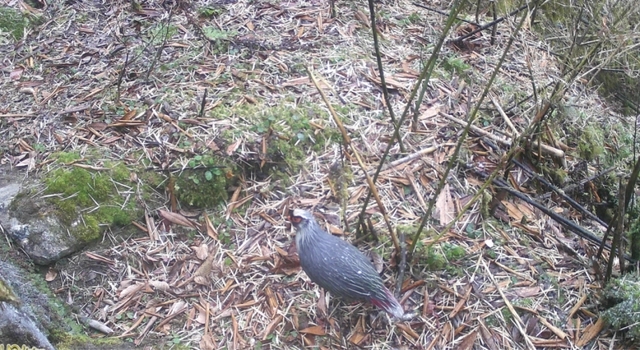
(366, 145, 437, 176)
(490, 94, 519, 136)
(439, 112, 564, 158)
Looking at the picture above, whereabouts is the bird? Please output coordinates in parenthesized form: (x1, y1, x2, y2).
(288, 208, 406, 319)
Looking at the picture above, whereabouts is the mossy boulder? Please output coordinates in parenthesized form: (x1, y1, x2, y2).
(0, 159, 141, 265)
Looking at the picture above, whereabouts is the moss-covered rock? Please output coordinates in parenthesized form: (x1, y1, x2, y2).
(43, 162, 139, 243)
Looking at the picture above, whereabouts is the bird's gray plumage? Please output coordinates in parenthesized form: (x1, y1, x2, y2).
(290, 209, 404, 318)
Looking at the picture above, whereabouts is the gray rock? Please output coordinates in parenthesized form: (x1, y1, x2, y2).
(0, 303, 55, 350)
(0, 259, 65, 350)
(0, 176, 86, 265)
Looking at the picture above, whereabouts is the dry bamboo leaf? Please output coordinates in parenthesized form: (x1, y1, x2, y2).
(501, 200, 526, 222)
(158, 209, 197, 229)
(204, 214, 218, 240)
(149, 280, 170, 291)
(196, 310, 207, 324)
(514, 286, 540, 298)
(119, 283, 144, 299)
(194, 276, 209, 285)
(568, 294, 587, 319)
(478, 320, 499, 350)
(262, 315, 283, 340)
(449, 286, 471, 318)
(327, 224, 343, 235)
(455, 330, 477, 350)
(317, 289, 327, 316)
(264, 286, 278, 316)
(299, 325, 326, 336)
(434, 184, 455, 225)
(349, 331, 367, 345)
(537, 315, 567, 340)
(45, 267, 58, 281)
(121, 109, 136, 121)
(354, 10, 370, 28)
(396, 323, 419, 340)
(120, 314, 146, 337)
(192, 243, 209, 260)
(576, 317, 604, 347)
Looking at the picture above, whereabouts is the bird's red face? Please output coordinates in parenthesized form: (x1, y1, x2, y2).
(288, 209, 303, 226)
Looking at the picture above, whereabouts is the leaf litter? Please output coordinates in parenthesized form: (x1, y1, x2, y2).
(0, 0, 631, 348)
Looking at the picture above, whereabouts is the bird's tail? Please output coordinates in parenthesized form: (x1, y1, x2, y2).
(370, 287, 405, 318)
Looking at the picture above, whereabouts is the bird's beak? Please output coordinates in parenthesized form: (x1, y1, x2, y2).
(287, 209, 294, 222)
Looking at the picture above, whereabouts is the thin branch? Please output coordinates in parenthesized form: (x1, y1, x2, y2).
(366, 0, 405, 152)
(307, 69, 401, 253)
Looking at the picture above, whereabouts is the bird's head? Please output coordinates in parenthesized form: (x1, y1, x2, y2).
(288, 209, 315, 230)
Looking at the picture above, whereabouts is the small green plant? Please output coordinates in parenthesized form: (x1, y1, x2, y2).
(198, 6, 224, 18)
(174, 154, 235, 208)
(442, 56, 471, 78)
(148, 23, 177, 44)
(202, 27, 236, 53)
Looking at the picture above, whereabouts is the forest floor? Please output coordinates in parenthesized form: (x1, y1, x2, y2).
(0, 0, 632, 349)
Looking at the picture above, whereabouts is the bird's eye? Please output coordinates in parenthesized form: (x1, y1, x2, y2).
(290, 216, 302, 224)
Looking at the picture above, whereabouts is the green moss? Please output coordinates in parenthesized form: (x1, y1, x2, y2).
(56, 333, 125, 350)
(44, 163, 139, 243)
(442, 55, 471, 78)
(211, 102, 341, 183)
(198, 6, 225, 18)
(442, 243, 466, 260)
(53, 151, 83, 164)
(602, 273, 640, 341)
(577, 125, 605, 161)
(0, 6, 29, 40)
(25, 272, 73, 343)
(423, 247, 447, 269)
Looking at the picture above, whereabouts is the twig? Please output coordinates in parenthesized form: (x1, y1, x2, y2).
(409, 11, 531, 255)
(366, 0, 404, 152)
(483, 260, 536, 350)
(307, 69, 400, 253)
(605, 178, 626, 282)
(115, 51, 130, 104)
(395, 230, 406, 299)
(490, 94, 519, 136)
(0, 113, 37, 118)
(489, 176, 634, 261)
(199, 88, 208, 119)
(537, 166, 615, 200)
(145, 9, 174, 82)
(596, 157, 640, 259)
(366, 145, 437, 176)
(451, 2, 533, 44)
(356, 0, 462, 241)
